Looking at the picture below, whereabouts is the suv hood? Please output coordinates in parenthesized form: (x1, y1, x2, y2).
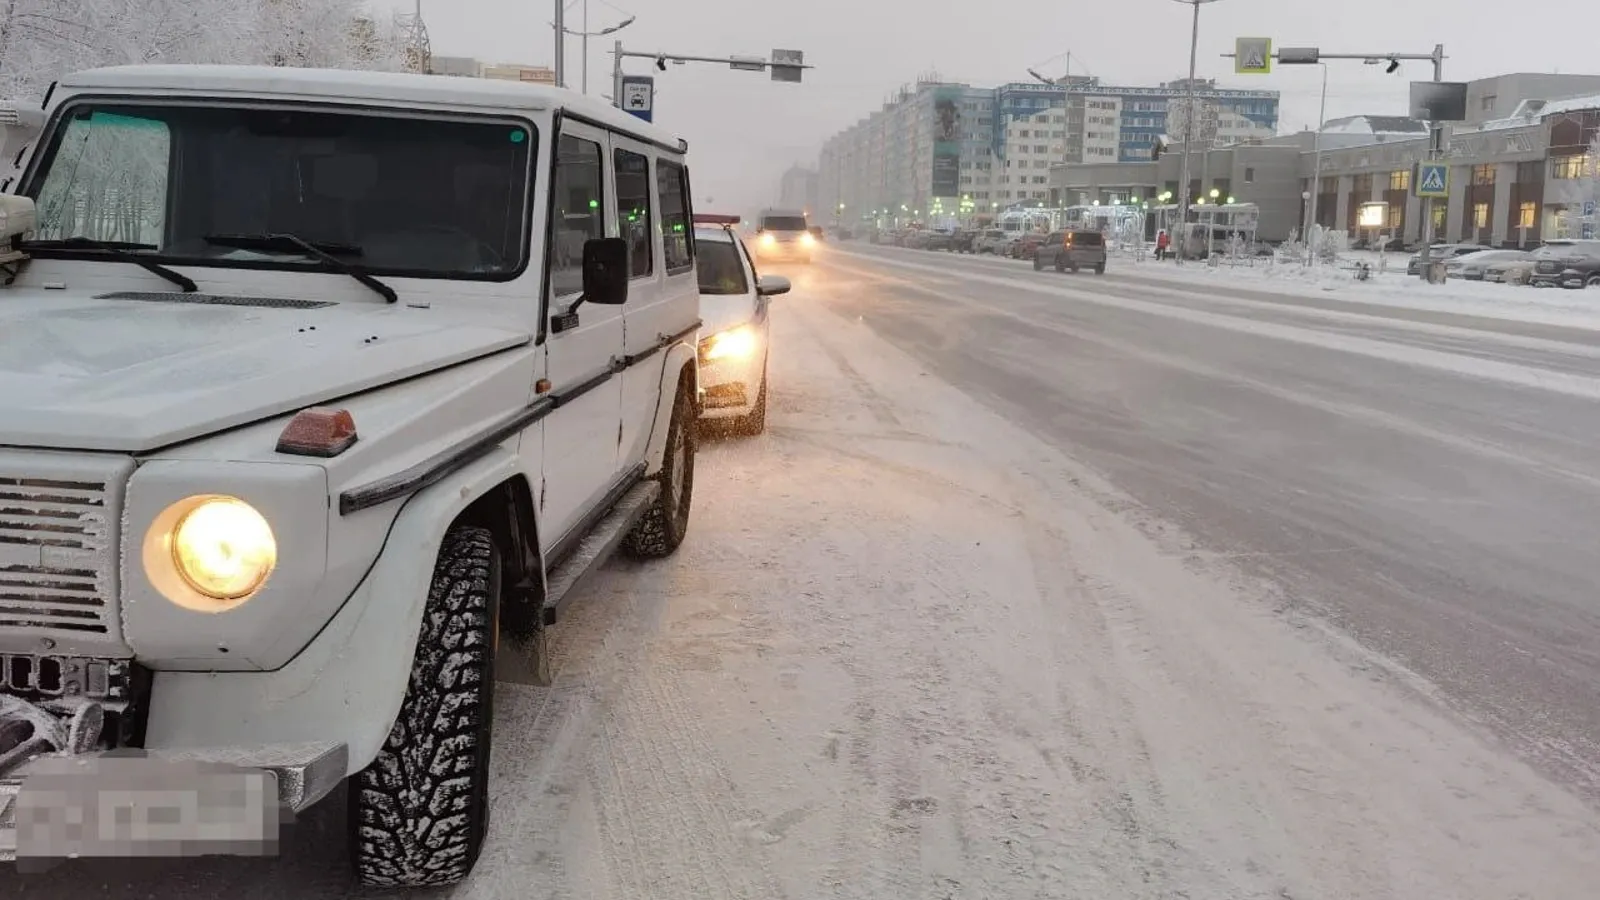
(0, 291, 531, 452)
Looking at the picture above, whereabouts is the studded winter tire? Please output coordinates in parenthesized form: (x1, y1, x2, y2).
(623, 376, 696, 559)
(350, 525, 500, 888)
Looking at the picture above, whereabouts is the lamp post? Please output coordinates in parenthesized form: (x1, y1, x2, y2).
(562, 1, 635, 95)
(1171, 0, 1221, 266)
(553, 0, 564, 87)
(1300, 62, 1329, 264)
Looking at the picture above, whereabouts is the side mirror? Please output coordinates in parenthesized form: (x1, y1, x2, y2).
(580, 236, 629, 306)
(756, 275, 791, 297)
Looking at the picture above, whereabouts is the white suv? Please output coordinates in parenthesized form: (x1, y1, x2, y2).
(0, 64, 703, 887)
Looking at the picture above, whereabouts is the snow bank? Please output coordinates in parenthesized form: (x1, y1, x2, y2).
(1114, 252, 1600, 330)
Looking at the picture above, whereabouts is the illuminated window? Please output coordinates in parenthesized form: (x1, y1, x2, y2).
(1518, 202, 1536, 229)
(1552, 155, 1586, 179)
(1389, 169, 1410, 191)
(1473, 202, 1489, 228)
(1471, 164, 1495, 186)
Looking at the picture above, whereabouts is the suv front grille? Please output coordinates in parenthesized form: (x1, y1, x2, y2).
(0, 476, 113, 637)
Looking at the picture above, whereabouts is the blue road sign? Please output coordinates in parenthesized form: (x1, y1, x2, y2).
(1415, 163, 1449, 199)
(619, 75, 654, 122)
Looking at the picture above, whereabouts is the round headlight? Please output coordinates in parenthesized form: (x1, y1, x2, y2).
(170, 497, 277, 601)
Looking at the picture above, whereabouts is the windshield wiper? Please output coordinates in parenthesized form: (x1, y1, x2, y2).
(204, 233, 395, 303)
(20, 237, 198, 293)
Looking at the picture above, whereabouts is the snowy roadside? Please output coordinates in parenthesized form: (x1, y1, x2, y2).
(849, 242, 1600, 331)
(19, 266, 1597, 899)
(453, 280, 1600, 900)
(1107, 250, 1600, 329)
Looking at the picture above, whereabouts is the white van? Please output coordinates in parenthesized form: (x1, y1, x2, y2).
(0, 64, 702, 887)
(753, 207, 815, 263)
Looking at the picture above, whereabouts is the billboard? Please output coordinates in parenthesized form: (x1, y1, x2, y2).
(932, 86, 962, 198)
(1409, 81, 1468, 122)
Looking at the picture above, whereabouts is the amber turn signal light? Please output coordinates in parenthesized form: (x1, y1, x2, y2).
(276, 406, 359, 457)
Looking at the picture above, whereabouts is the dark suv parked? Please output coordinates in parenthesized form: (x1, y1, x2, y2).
(1033, 230, 1108, 274)
(1529, 239, 1600, 288)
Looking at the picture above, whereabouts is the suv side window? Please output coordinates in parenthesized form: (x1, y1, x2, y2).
(613, 147, 653, 278)
(550, 134, 605, 298)
(656, 159, 694, 275)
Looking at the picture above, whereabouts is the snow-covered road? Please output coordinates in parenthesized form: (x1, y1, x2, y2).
(7, 257, 1600, 898)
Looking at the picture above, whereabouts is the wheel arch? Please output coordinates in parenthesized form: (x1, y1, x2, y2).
(641, 345, 699, 476)
(452, 473, 545, 638)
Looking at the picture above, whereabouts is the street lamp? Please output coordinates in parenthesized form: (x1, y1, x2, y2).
(559, 0, 635, 94)
(1171, 0, 1222, 266)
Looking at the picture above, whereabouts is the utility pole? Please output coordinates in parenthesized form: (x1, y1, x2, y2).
(553, 0, 565, 88)
(1172, 0, 1221, 266)
(1303, 63, 1328, 264)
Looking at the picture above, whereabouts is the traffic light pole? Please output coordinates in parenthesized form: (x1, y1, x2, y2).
(1225, 44, 1447, 279)
(610, 43, 813, 108)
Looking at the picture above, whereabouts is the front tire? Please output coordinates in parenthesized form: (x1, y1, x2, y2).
(1033, 255, 1044, 271)
(731, 357, 769, 436)
(624, 376, 696, 558)
(351, 525, 499, 888)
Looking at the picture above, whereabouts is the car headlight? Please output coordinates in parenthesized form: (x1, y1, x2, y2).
(800, 232, 816, 246)
(144, 495, 278, 611)
(700, 324, 760, 361)
(760, 233, 776, 245)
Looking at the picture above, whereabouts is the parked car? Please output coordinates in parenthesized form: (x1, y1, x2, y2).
(1010, 232, 1048, 260)
(1033, 229, 1108, 274)
(1484, 257, 1538, 284)
(693, 217, 790, 435)
(1406, 243, 1491, 276)
(1444, 248, 1533, 281)
(0, 63, 705, 887)
(903, 229, 933, 249)
(950, 229, 980, 253)
(974, 229, 1009, 254)
(923, 229, 956, 251)
(1528, 239, 1600, 288)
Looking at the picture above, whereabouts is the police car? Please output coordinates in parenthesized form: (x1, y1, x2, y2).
(693, 214, 789, 434)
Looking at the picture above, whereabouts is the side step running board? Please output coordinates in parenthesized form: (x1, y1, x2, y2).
(541, 479, 660, 626)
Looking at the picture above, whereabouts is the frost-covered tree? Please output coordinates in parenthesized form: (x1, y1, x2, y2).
(0, 0, 402, 104)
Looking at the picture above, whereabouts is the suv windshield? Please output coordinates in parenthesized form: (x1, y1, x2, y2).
(762, 216, 807, 231)
(696, 239, 749, 295)
(23, 103, 535, 279)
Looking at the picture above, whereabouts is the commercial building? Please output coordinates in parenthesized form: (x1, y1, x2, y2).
(480, 64, 557, 85)
(1051, 72, 1600, 247)
(424, 57, 556, 85)
(816, 75, 1279, 223)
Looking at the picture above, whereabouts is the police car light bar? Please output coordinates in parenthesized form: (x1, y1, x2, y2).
(693, 213, 741, 225)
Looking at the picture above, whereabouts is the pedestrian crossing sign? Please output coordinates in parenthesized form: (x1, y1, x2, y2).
(1235, 37, 1272, 75)
(1415, 162, 1449, 199)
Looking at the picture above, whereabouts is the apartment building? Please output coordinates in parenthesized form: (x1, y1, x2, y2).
(817, 79, 997, 223)
(818, 75, 1279, 222)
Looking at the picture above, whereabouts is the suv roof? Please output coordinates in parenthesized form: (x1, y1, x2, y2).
(58, 65, 690, 151)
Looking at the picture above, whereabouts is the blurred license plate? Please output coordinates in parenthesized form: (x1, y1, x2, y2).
(12, 754, 285, 859)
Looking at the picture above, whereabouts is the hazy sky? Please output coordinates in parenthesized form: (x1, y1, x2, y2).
(377, 0, 1599, 212)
